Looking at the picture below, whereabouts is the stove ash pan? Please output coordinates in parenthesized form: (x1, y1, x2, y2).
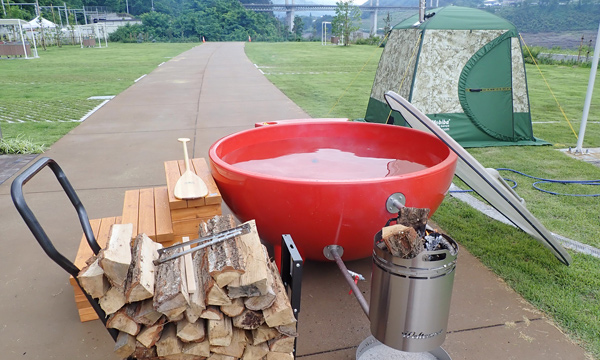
(369, 231, 458, 353)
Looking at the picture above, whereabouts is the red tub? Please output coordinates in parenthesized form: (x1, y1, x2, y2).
(209, 121, 457, 261)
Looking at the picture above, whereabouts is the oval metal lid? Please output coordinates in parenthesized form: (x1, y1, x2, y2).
(384, 91, 571, 266)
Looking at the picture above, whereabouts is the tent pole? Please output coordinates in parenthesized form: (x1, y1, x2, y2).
(418, 0, 426, 23)
(575, 21, 600, 153)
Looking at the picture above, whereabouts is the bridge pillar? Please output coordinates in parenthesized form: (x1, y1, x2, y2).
(370, 0, 379, 36)
(285, 0, 295, 32)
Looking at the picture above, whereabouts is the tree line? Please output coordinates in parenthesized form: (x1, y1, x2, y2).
(2, 0, 292, 42)
(110, 0, 287, 42)
(491, 5, 600, 33)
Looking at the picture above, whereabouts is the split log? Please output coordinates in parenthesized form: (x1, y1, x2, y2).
(244, 260, 277, 311)
(125, 233, 161, 303)
(207, 354, 236, 360)
(266, 352, 294, 360)
(107, 304, 140, 336)
(77, 256, 109, 298)
(232, 309, 265, 330)
(262, 261, 296, 328)
(199, 215, 246, 288)
(154, 247, 189, 317)
(177, 318, 206, 343)
(134, 299, 163, 326)
(182, 338, 210, 358)
(162, 354, 197, 360)
(184, 247, 207, 323)
(397, 206, 430, 233)
(166, 307, 187, 322)
(210, 327, 247, 358)
(268, 336, 295, 353)
(206, 282, 232, 306)
(200, 306, 224, 321)
(131, 341, 158, 359)
(242, 342, 269, 360)
(99, 223, 133, 287)
(136, 316, 167, 348)
(156, 323, 183, 358)
(220, 298, 245, 317)
(381, 224, 419, 258)
(101, 221, 299, 360)
(250, 324, 280, 345)
(227, 221, 271, 298)
(114, 331, 136, 358)
(276, 322, 298, 337)
(208, 315, 233, 347)
(195, 241, 232, 306)
(99, 286, 126, 315)
(182, 242, 196, 294)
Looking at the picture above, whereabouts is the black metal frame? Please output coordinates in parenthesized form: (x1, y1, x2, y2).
(11, 157, 305, 357)
(280, 234, 303, 358)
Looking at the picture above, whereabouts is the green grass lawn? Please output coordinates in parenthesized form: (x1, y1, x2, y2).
(245, 41, 600, 359)
(0, 42, 198, 148)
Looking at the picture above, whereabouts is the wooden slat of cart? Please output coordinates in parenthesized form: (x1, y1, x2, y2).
(78, 307, 100, 323)
(72, 218, 102, 272)
(122, 190, 140, 239)
(154, 187, 174, 243)
(191, 158, 222, 205)
(69, 216, 121, 322)
(138, 188, 156, 241)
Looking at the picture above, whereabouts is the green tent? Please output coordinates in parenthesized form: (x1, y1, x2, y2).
(365, 6, 546, 147)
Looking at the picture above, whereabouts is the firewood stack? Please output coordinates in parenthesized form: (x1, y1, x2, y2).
(77, 215, 297, 360)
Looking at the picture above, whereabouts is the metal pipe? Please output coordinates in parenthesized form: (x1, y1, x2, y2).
(575, 21, 600, 153)
(329, 247, 370, 317)
(418, 0, 426, 23)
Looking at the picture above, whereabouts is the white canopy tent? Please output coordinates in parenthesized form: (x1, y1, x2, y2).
(0, 19, 38, 59)
(22, 16, 57, 30)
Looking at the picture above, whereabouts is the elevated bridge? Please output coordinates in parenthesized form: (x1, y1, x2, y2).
(242, 2, 419, 34)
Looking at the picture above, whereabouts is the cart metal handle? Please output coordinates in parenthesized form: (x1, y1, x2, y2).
(10, 157, 118, 342)
(11, 157, 100, 278)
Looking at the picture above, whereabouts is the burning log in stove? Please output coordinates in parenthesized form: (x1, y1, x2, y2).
(77, 215, 296, 359)
(379, 207, 457, 259)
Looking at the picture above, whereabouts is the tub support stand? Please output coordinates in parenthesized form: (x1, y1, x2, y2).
(324, 245, 370, 318)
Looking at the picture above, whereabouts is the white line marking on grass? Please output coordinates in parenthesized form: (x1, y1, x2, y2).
(78, 99, 110, 122)
(87, 96, 115, 100)
(135, 74, 147, 83)
(158, 62, 165, 67)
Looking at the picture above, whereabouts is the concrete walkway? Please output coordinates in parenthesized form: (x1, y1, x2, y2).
(0, 42, 591, 360)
